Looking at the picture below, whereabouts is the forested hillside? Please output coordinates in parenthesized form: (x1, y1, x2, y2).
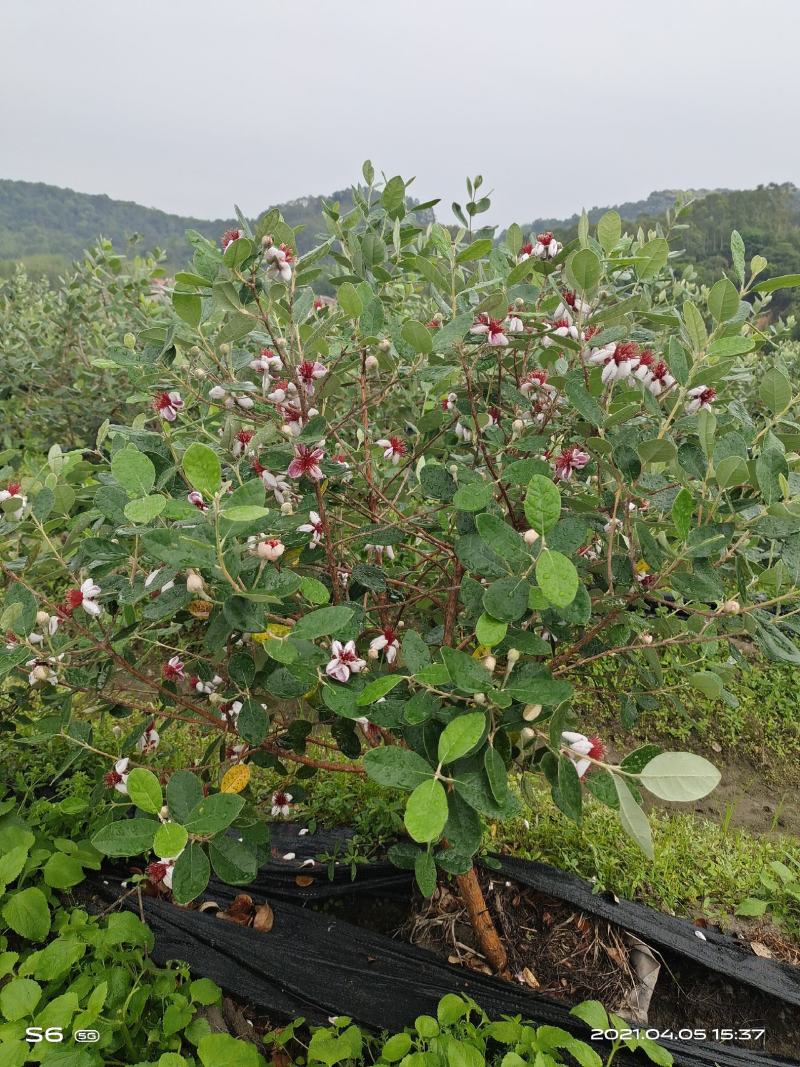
(0, 179, 358, 278)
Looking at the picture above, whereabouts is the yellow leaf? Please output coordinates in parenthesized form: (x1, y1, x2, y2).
(221, 763, 251, 794)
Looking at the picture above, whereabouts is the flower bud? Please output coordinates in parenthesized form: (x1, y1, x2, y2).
(365, 354, 379, 371)
(520, 726, 535, 745)
(262, 234, 272, 248)
(159, 805, 170, 822)
(482, 655, 496, 673)
(722, 599, 741, 614)
(512, 418, 525, 434)
(208, 693, 224, 707)
(219, 343, 231, 356)
(522, 703, 542, 721)
(30, 665, 50, 683)
(506, 648, 521, 665)
(112, 724, 123, 738)
(448, 464, 458, 477)
(368, 647, 379, 660)
(473, 693, 486, 705)
(640, 632, 653, 645)
(186, 571, 205, 595)
(193, 366, 207, 379)
(123, 332, 136, 350)
(523, 529, 539, 545)
(208, 385, 227, 401)
(378, 339, 391, 352)
(36, 610, 50, 626)
(190, 346, 201, 356)
(280, 501, 294, 516)
(514, 297, 524, 309)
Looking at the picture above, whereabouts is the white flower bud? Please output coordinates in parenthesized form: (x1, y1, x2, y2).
(523, 703, 542, 722)
(448, 464, 458, 477)
(512, 418, 525, 434)
(186, 571, 205, 594)
(506, 648, 521, 664)
(36, 610, 50, 626)
(208, 385, 227, 401)
(159, 805, 170, 822)
(523, 529, 539, 545)
(30, 665, 50, 683)
(378, 339, 391, 352)
(190, 346, 201, 356)
(368, 647, 379, 660)
(640, 632, 653, 645)
(473, 693, 486, 705)
(365, 354, 379, 371)
(193, 366, 207, 379)
(280, 501, 294, 516)
(520, 727, 536, 745)
(722, 599, 741, 614)
(219, 343, 231, 356)
(482, 655, 496, 673)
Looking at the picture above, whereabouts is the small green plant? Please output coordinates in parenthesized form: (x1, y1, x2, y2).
(737, 856, 800, 933)
(272, 993, 672, 1067)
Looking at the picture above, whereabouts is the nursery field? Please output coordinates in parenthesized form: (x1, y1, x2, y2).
(3, 168, 800, 1067)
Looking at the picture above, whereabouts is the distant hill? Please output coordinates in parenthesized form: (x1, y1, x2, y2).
(519, 188, 723, 235)
(0, 179, 359, 279)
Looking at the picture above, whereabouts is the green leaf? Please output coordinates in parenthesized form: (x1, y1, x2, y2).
(456, 238, 493, 263)
(536, 550, 579, 608)
(292, 605, 354, 640)
(42, 853, 85, 889)
(506, 665, 573, 705)
(613, 777, 653, 859)
(682, 300, 707, 353)
(2, 887, 50, 942)
(0, 977, 41, 1021)
(209, 835, 258, 884)
(569, 248, 601, 293)
(381, 176, 406, 220)
(299, 576, 331, 605)
(475, 613, 507, 647)
(221, 505, 270, 522)
(356, 675, 404, 705)
(171, 843, 211, 905)
(635, 237, 669, 280)
(404, 779, 448, 843)
(0, 846, 29, 885)
(671, 488, 693, 540)
(126, 768, 163, 815)
(475, 513, 531, 566)
(237, 698, 269, 743)
(400, 319, 433, 354)
(167, 770, 204, 823)
(730, 230, 745, 285)
(759, 368, 792, 413)
(753, 273, 800, 294)
(173, 291, 203, 327)
(124, 494, 166, 525)
(92, 818, 157, 857)
(453, 482, 493, 512)
(184, 794, 245, 835)
(438, 712, 486, 765)
(597, 211, 622, 252)
(483, 577, 530, 622)
(565, 376, 604, 428)
(638, 751, 721, 801)
(402, 630, 431, 673)
(441, 647, 493, 694)
(637, 439, 677, 465)
(484, 747, 507, 804)
(756, 448, 787, 505)
(154, 822, 189, 860)
(111, 444, 156, 496)
(338, 281, 363, 318)
(707, 277, 739, 322)
(688, 670, 723, 699)
(736, 897, 768, 917)
(223, 236, 254, 269)
(524, 475, 561, 534)
(198, 1033, 260, 1067)
(414, 851, 437, 898)
(183, 443, 221, 498)
(363, 747, 433, 791)
(553, 755, 583, 825)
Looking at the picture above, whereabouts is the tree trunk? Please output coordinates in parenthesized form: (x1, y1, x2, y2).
(455, 865, 508, 973)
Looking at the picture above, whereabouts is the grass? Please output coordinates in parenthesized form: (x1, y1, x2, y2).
(581, 655, 800, 778)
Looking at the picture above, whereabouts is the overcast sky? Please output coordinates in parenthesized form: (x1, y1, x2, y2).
(3, 0, 799, 226)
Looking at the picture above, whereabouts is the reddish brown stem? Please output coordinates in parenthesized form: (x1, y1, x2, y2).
(455, 867, 508, 973)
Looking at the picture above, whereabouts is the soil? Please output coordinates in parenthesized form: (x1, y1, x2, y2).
(404, 870, 800, 1058)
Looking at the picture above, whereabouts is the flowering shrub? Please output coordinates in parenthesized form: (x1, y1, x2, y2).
(3, 165, 800, 963)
